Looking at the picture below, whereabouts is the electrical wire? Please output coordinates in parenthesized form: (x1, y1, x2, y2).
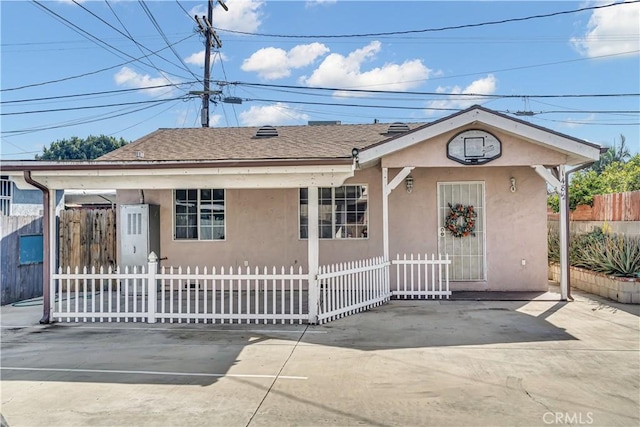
(0, 82, 197, 104)
(1, 99, 179, 135)
(223, 81, 640, 99)
(0, 33, 197, 92)
(138, 0, 201, 83)
(31, 1, 188, 81)
(1, 96, 189, 116)
(215, 1, 639, 39)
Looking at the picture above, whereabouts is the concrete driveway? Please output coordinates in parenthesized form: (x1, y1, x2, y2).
(1, 288, 638, 427)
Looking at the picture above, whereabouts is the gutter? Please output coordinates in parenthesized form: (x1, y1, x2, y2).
(23, 171, 51, 324)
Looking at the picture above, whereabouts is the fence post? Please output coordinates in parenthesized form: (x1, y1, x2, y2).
(147, 252, 158, 323)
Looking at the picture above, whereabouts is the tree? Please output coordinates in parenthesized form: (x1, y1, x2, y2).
(548, 154, 640, 211)
(36, 135, 128, 160)
(591, 134, 630, 174)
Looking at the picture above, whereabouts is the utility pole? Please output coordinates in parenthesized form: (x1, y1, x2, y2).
(195, 0, 227, 128)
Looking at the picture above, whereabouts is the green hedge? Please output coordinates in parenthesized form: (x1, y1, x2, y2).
(548, 228, 640, 278)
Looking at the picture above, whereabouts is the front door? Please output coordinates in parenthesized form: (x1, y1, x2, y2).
(437, 182, 486, 281)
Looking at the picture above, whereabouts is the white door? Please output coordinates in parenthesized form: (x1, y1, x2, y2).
(437, 182, 486, 281)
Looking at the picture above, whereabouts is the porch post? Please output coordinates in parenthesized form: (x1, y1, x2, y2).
(558, 165, 569, 301)
(382, 168, 389, 262)
(48, 188, 56, 321)
(307, 186, 319, 324)
(147, 252, 158, 323)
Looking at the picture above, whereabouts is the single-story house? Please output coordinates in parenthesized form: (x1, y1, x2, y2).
(1, 105, 602, 323)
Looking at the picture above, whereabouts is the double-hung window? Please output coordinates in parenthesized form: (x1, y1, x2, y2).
(174, 189, 225, 240)
(0, 176, 12, 216)
(300, 185, 368, 239)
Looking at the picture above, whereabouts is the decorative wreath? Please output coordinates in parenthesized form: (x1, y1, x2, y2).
(445, 203, 477, 238)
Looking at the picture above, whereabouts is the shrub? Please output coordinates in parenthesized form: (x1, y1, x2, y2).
(547, 228, 640, 277)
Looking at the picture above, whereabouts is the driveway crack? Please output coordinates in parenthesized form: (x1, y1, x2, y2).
(245, 325, 309, 427)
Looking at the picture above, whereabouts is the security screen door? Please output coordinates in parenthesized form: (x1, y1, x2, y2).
(437, 182, 486, 281)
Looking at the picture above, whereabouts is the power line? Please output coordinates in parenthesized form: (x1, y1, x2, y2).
(32, 0, 191, 81)
(216, 1, 639, 38)
(222, 81, 640, 99)
(1, 99, 178, 135)
(1, 33, 196, 93)
(138, 0, 201, 83)
(1, 82, 197, 104)
(1, 97, 188, 116)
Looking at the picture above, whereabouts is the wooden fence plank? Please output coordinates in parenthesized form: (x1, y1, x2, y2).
(1, 215, 43, 305)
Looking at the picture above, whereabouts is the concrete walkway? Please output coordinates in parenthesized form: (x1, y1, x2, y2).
(1, 286, 638, 426)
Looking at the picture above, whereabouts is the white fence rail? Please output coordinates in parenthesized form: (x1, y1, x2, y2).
(391, 253, 452, 299)
(52, 256, 308, 324)
(317, 256, 391, 324)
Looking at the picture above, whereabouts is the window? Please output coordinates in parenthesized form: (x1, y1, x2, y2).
(174, 189, 225, 240)
(300, 185, 368, 239)
(0, 176, 11, 216)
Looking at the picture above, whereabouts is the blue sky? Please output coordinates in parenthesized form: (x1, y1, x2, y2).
(1, 0, 639, 159)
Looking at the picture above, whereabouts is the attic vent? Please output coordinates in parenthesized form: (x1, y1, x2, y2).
(135, 151, 144, 158)
(256, 125, 278, 137)
(387, 122, 410, 134)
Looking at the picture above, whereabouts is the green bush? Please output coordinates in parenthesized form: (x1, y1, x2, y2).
(547, 228, 640, 277)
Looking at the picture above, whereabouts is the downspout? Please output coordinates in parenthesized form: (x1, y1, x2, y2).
(23, 171, 51, 324)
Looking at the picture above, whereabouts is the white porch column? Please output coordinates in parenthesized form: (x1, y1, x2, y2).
(558, 165, 569, 301)
(47, 188, 57, 321)
(382, 168, 389, 262)
(307, 186, 319, 324)
(532, 164, 568, 301)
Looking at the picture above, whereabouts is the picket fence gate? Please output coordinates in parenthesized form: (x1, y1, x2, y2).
(51, 253, 451, 325)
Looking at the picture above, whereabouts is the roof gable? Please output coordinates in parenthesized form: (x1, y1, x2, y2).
(358, 105, 602, 166)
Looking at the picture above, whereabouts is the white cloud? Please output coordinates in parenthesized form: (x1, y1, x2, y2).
(571, 1, 640, 57)
(184, 50, 229, 68)
(560, 113, 596, 129)
(300, 41, 433, 95)
(306, 0, 337, 7)
(114, 67, 176, 97)
(425, 75, 497, 114)
(241, 43, 329, 80)
(190, 0, 265, 33)
(239, 103, 309, 126)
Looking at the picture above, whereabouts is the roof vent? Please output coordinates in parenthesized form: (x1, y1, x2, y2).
(135, 151, 144, 158)
(256, 125, 278, 137)
(387, 122, 410, 134)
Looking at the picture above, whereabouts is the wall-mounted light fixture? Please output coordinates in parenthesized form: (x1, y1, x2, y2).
(406, 175, 414, 193)
(510, 177, 517, 193)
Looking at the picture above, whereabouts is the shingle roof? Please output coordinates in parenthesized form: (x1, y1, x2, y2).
(98, 123, 426, 162)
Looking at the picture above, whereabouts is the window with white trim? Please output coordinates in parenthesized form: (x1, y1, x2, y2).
(0, 176, 12, 216)
(174, 189, 225, 240)
(300, 185, 368, 239)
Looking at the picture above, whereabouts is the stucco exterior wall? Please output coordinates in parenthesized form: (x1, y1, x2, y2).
(386, 166, 548, 291)
(116, 167, 384, 270)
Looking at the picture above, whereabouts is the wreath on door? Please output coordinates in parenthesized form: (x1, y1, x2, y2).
(445, 203, 477, 237)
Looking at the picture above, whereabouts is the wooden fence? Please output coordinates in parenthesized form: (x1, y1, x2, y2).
(592, 191, 640, 221)
(58, 209, 116, 271)
(1, 215, 43, 305)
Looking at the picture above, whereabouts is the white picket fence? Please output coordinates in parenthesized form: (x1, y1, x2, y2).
(317, 257, 391, 324)
(391, 253, 452, 299)
(51, 258, 308, 324)
(50, 253, 451, 325)
(156, 265, 307, 324)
